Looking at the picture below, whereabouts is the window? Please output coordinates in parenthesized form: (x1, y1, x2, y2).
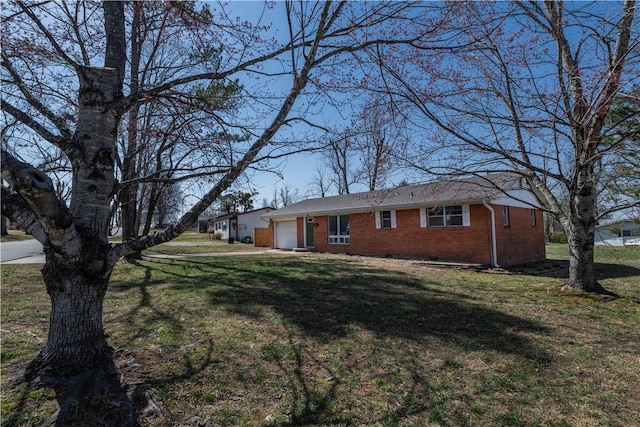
(376, 210, 396, 229)
(622, 230, 632, 237)
(428, 205, 463, 227)
(503, 206, 510, 227)
(530, 209, 536, 227)
(381, 210, 392, 228)
(329, 215, 350, 244)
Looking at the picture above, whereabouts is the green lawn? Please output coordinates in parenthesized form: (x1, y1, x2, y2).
(2, 245, 639, 426)
(107, 230, 267, 254)
(142, 240, 267, 255)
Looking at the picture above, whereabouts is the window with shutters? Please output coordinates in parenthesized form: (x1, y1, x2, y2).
(428, 205, 463, 227)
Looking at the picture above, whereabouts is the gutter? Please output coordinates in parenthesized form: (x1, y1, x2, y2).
(482, 198, 500, 268)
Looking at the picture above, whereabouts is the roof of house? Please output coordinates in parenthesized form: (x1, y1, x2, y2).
(213, 212, 238, 221)
(238, 207, 274, 216)
(196, 207, 273, 224)
(263, 172, 529, 219)
(596, 218, 640, 229)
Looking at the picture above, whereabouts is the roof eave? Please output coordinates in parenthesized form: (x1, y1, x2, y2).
(262, 197, 491, 220)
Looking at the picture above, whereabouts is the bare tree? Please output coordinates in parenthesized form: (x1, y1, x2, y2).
(352, 95, 408, 191)
(308, 166, 332, 197)
(319, 95, 409, 194)
(2, 1, 437, 422)
(325, 133, 360, 194)
(375, 1, 638, 295)
(150, 181, 182, 228)
(269, 184, 300, 207)
(117, 2, 244, 243)
(278, 184, 301, 207)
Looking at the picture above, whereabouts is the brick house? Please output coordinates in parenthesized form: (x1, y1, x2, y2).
(262, 173, 546, 267)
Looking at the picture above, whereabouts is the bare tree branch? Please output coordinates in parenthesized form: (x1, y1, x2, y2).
(1, 50, 73, 140)
(1, 100, 65, 147)
(1, 186, 48, 243)
(1, 149, 81, 256)
(16, 1, 81, 71)
(109, 0, 335, 262)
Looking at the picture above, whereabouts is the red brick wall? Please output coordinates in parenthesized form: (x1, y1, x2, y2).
(268, 219, 274, 248)
(297, 217, 304, 248)
(494, 206, 546, 265)
(299, 204, 545, 266)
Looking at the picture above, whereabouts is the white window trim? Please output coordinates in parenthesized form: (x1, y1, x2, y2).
(329, 215, 350, 244)
(421, 205, 470, 227)
(376, 210, 396, 229)
(530, 209, 536, 227)
(462, 205, 470, 226)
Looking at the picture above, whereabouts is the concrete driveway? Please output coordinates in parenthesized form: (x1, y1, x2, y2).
(0, 239, 44, 264)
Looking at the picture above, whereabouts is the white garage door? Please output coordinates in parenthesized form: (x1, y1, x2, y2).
(275, 220, 297, 249)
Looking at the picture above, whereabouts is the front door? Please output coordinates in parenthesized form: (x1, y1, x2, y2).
(305, 217, 315, 248)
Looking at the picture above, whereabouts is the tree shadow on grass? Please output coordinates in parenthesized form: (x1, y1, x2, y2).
(109, 262, 194, 349)
(107, 255, 555, 425)
(593, 262, 640, 280)
(110, 255, 552, 360)
(197, 256, 552, 363)
(502, 259, 640, 281)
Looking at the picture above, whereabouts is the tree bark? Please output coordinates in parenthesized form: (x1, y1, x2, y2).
(26, 245, 133, 425)
(562, 171, 619, 297)
(29, 59, 131, 423)
(120, 1, 142, 245)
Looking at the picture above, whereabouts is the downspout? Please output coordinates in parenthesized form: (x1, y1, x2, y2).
(482, 199, 500, 268)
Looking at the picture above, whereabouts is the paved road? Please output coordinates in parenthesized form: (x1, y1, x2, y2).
(0, 240, 284, 265)
(0, 239, 43, 263)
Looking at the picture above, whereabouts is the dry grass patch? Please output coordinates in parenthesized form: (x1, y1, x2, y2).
(0, 231, 34, 242)
(2, 246, 639, 426)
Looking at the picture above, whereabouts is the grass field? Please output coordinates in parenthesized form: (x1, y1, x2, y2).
(143, 241, 267, 255)
(1, 244, 639, 426)
(0, 230, 34, 243)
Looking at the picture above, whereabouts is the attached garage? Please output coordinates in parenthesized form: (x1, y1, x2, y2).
(274, 220, 297, 249)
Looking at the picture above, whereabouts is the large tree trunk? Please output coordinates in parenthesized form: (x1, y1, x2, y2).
(120, 2, 143, 260)
(25, 245, 134, 425)
(25, 45, 135, 422)
(562, 172, 618, 297)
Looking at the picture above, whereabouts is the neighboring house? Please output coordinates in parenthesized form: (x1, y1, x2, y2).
(595, 219, 640, 246)
(211, 212, 236, 240)
(262, 173, 546, 267)
(237, 207, 274, 243)
(206, 207, 274, 242)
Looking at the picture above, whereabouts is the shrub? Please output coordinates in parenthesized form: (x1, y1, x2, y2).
(549, 231, 567, 243)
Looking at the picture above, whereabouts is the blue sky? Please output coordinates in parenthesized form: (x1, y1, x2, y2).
(217, 1, 420, 206)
